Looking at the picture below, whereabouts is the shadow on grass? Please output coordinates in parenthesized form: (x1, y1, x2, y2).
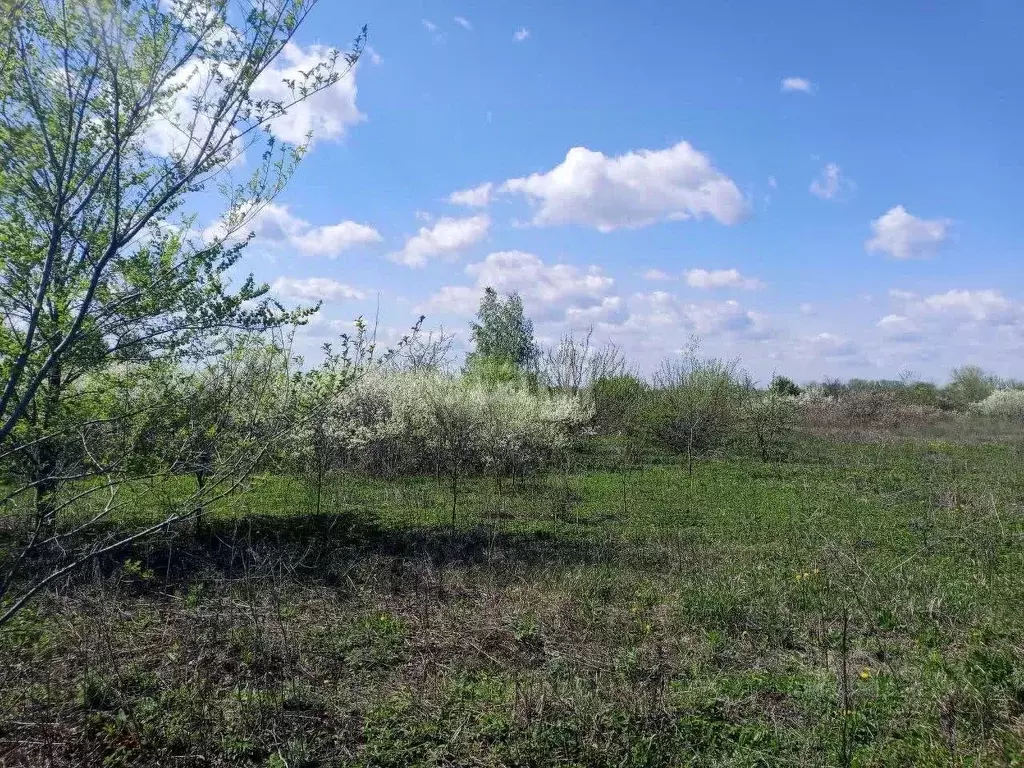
(15, 511, 650, 594)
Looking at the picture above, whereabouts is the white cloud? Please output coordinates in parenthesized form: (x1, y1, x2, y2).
(142, 61, 213, 158)
(419, 285, 480, 316)
(454, 16, 472, 30)
(251, 43, 365, 145)
(449, 182, 494, 208)
(877, 314, 922, 342)
(422, 18, 437, 32)
(421, 250, 616, 323)
(809, 163, 854, 200)
(204, 203, 380, 257)
(467, 251, 613, 300)
(768, 176, 778, 189)
(595, 291, 773, 343)
(144, 39, 363, 160)
(290, 220, 382, 257)
(391, 215, 490, 267)
(502, 141, 747, 232)
(914, 289, 1018, 324)
(365, 45, 383, 65)
(684, 268, 762, 290)
(866, 205, 951, 259)
(781, 77, 814, 93)
(876, 289, 1024, 351)
(513, 26, 531, 42)
(799, 303, 815, 316)
(643, 268, 671, 281)
(566, 296, 627, 325)
(271, 277, 366, 302)
(807, 332, 859, 358)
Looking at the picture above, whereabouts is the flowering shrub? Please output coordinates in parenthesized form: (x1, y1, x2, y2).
(329, 370, 593, 477)
(741, 391, 798, 460)
(970, 389, 1024, 421)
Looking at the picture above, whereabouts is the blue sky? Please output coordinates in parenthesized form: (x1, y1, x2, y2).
(199, 0, 1024, 382)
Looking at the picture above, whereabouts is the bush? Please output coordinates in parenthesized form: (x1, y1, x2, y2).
(742, 391, 798, 461)
(795, 389, 944, 433)
(592, 375, 647, 435)
(646, 355, 745, 471)
(945, 366, 997, 407)
(768, 376, 801, 397)
(463, 354, 533, 390)
(970, 390, 1024, 421)
(329, 370, 592, 478)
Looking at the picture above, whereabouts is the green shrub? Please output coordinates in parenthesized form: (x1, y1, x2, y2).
(463, 354, 533, 390)
(646, 355, 745, 471)
(945, 366, 997, 407)
(768, 376, 802, 397)
(592, 375, 648, 435)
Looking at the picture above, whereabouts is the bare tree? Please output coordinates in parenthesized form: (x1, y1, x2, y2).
(395, 326, 456, 372)
(540, 327, 626, 395)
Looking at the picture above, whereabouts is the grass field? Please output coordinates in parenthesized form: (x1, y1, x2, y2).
(1, 435, 1023, 766)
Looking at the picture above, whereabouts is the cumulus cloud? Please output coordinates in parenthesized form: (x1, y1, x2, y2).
(781, 77, 814, 93)
(449, 182, 494, 208)
(144, 41, 362, 156)
(566, 296, 627, 325)
(866, 205, 951, 259)
(502, 141, 747, 232)
(595, 291, 773, 343)
(467, 251, 614, 307)
(877, 314, 922, 342)
(250, 43, 365, 145)
(912, 289, 1019, 325)
(513, 27, 531, 42)
(420, 250, 617, 323)
(454, 16, 472, 30)
(809, 163, 854, 200)
(876, 289, 1024, 353)
(806, 332, 859, 358)
(422, 19, 437, 32)
(390, 215, 490, 267)
(643, 268, 671, 281)
(271, 277, 366, 302)
(684, 268, 762, 290)
(203, 203, 380, 257)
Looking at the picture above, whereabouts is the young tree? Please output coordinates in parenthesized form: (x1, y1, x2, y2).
(394, 326, 455, 372)
(0, 0, 364, 624)
(946, 365, 997, 406)
(648, 343, 745, 476)
(768, 375, 802, 397)
(539, 326, 626, 395)
(466, 287, 539, 371)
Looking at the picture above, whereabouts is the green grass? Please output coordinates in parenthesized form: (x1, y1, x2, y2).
(1, 435, 1023, 766)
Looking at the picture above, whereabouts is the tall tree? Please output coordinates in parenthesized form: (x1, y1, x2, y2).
(467, 287, 539, 370)
(0, 0, 363, 623)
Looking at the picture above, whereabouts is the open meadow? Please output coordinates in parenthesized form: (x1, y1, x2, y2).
(2, 431, 1023, 766)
